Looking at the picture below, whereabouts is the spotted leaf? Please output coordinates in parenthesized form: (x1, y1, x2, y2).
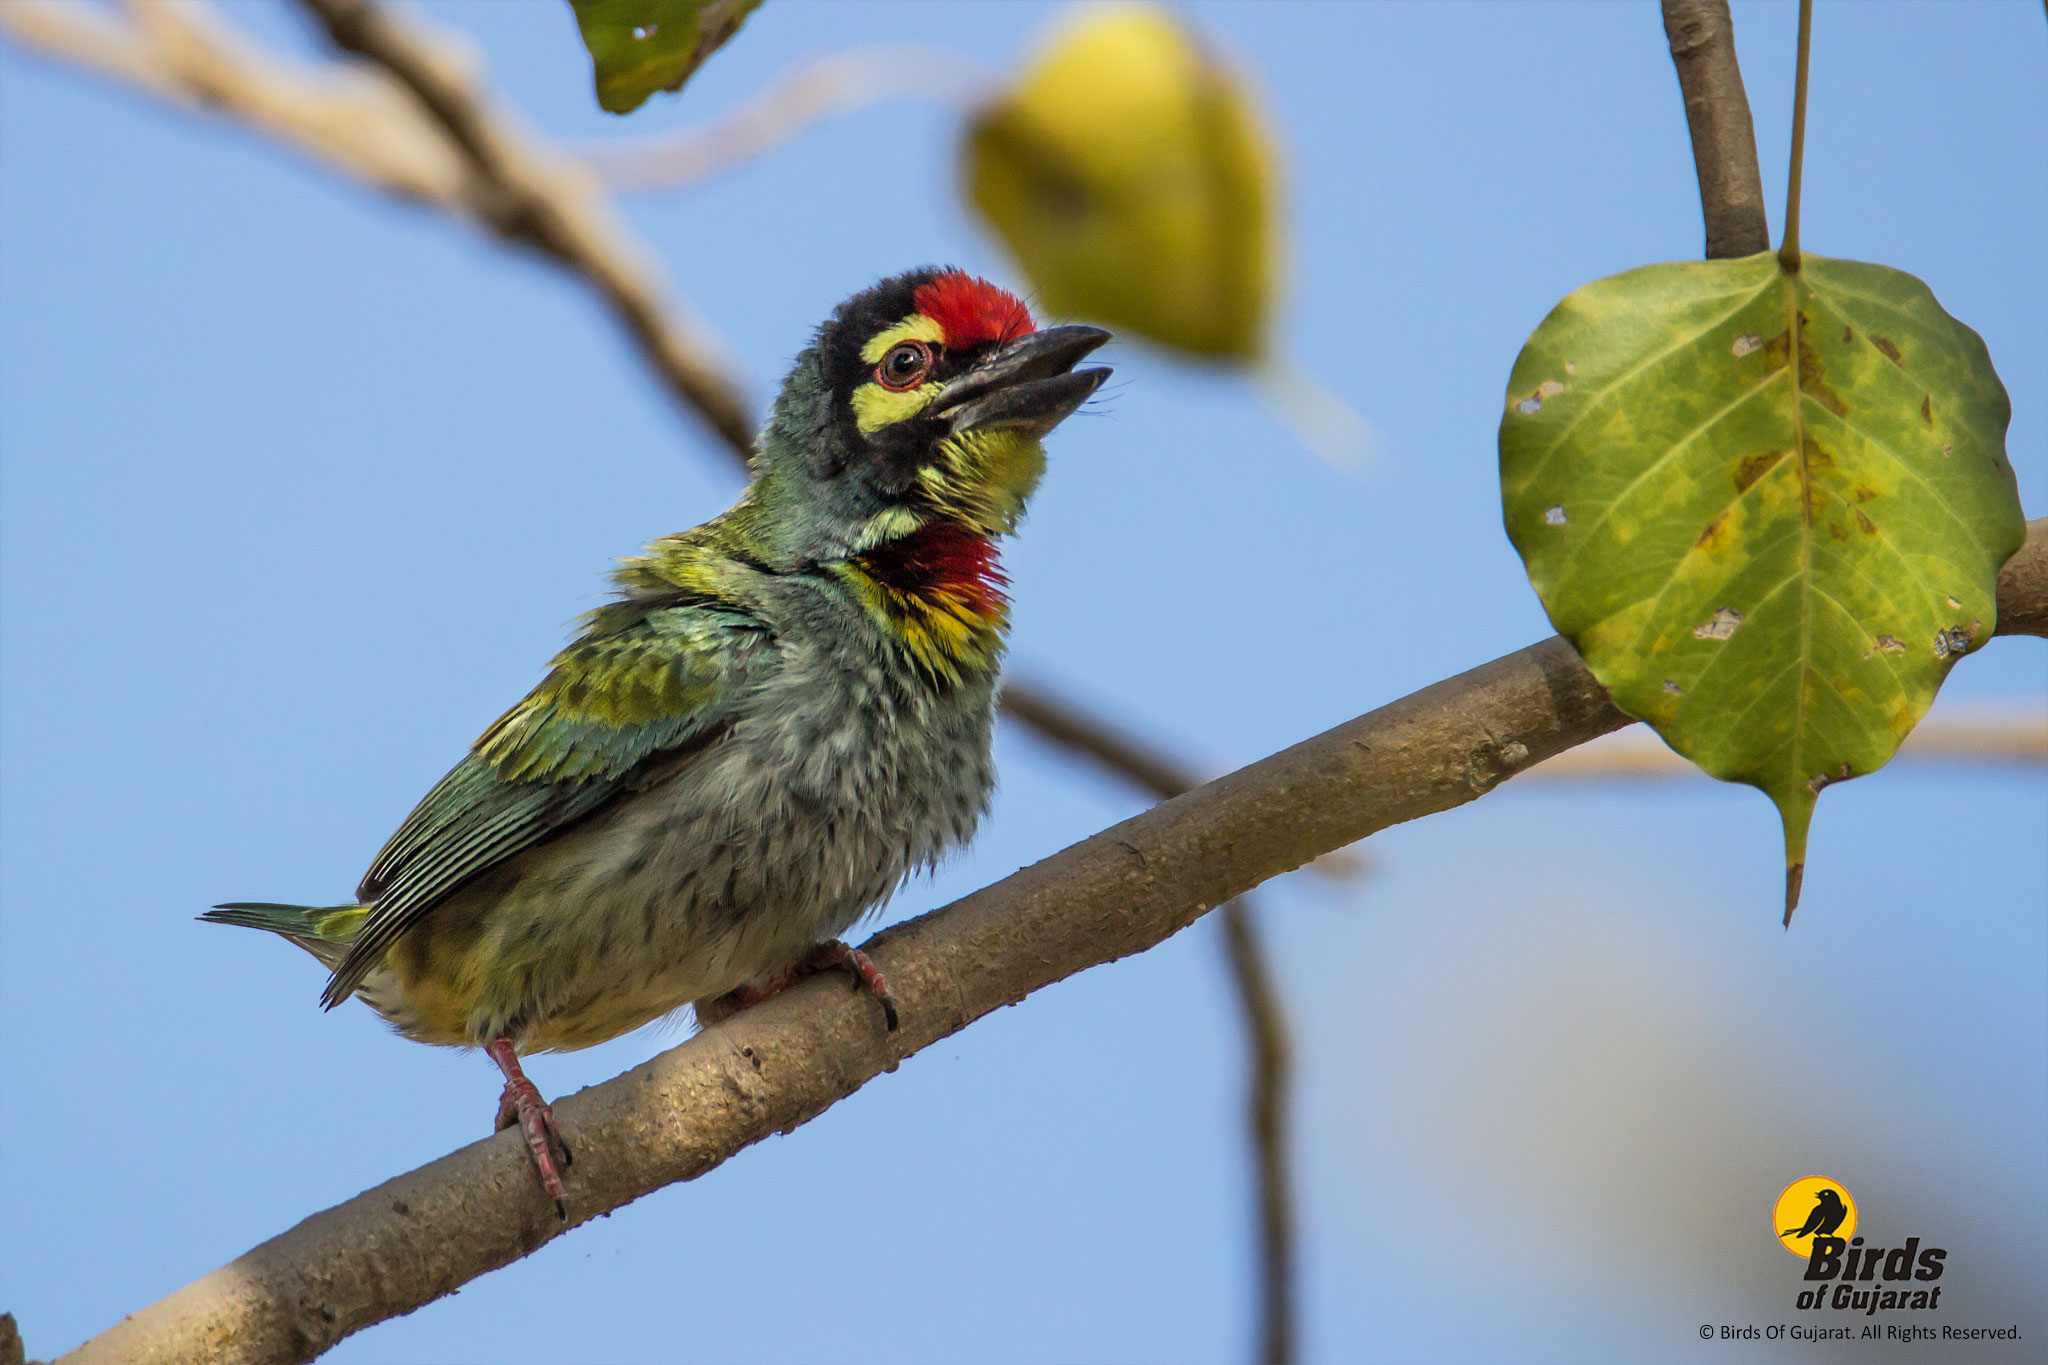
(1499, 254, 2023, 919)
(566, 0, 759, 115)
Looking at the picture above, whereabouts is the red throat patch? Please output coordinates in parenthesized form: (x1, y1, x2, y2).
(860, 522, 1009, 619)
(913, 271, 1035, 350)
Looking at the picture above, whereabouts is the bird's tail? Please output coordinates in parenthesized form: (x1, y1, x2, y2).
(203, 901, 369, 970)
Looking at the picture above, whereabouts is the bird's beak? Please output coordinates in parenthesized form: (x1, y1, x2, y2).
(933, 325, 1112, 440)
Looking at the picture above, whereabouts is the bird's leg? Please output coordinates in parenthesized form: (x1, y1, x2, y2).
(485, 1036, 572, 1219)
(697, 939, 899, 1032)
(800, 939, 900, 1030)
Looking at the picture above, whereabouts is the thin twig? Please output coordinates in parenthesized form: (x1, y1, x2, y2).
(576, 44, 993, 193)
(996, 681, 1303, 1364)
(1661, 0, 1771, 258)
(1219, 900, 1295, 1365)
(1778, 0, 1814, 272)
(55, 523, 2046, 1365)
(996, 682, 1202, 797)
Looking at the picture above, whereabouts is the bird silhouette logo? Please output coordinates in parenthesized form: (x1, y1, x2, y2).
(1783, 1189, 1849, 1239)
(1773, 1177, 1858, 1258)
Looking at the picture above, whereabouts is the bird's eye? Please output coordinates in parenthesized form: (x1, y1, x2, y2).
(874, 340, 934, 391)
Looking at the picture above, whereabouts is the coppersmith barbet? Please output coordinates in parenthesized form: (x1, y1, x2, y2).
(207, 270, 1111, 1213)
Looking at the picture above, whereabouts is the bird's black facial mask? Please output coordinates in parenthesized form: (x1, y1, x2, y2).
(812, 269, 1110, 533)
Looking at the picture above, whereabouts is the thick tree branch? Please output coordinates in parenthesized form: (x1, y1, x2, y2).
(1999, 516, 2048, 636)
(1662, 0, 1771, 258)
(57, 523, 2045, 1365)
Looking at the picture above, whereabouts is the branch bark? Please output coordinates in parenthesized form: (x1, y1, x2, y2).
(57, 523, 2046, 1364)
(1662, 0, 1771, 258)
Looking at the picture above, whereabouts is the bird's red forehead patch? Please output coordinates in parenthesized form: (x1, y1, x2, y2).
(914, 271, 1034, 349)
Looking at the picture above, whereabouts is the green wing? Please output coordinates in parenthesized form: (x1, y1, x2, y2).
(321, 603, 764, 1008)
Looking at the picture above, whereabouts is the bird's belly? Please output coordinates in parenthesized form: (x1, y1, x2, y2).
(374, 675, 996, 1052)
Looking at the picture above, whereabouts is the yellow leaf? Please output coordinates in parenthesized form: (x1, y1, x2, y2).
(964, 6, 1278, 362)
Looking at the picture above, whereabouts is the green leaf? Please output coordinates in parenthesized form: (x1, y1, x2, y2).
(566, 0, 760, 115)
(1499, 254, 2024, 920)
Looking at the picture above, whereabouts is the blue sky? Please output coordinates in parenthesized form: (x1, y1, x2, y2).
(1, 2, 2042, 1361)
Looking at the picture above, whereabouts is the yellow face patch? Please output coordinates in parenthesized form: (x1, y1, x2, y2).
(851, 382, 937, 434)
(852, 313, 950, 434)
(860, 314, 947, 363)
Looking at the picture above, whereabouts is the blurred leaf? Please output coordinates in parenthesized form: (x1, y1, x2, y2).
(964, 5, 1276, 361)
(567, 0, 760, 115)
(1499, 254, 2024, 919)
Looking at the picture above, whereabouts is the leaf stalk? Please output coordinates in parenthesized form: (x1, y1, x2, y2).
(1778, 0, 1813, 272)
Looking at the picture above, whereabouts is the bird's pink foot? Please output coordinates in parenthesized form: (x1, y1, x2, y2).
(486, 1037, 572, 1219)
(697, 939, 899, 1032)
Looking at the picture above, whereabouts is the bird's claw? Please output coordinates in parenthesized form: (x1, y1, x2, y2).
(697, 939, 899, 1032)
(486, 1038, 572, 1219)
(809, 939, 899, 1032)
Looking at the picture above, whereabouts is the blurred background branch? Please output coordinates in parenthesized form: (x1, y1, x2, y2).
(574, 43, 992, 192)
(998, 679, 1300, 1365)
(1526, 710, 2047, 781)
(296, 0, 759, 452)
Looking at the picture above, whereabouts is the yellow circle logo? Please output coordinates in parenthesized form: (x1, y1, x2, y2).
(1774, 1176, 1857, 1259)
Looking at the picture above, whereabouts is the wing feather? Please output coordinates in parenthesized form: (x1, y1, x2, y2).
(321, 605, 761, 1008)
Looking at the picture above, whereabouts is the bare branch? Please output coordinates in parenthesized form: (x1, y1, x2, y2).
(576, 44, 992, 193)
(58, 523, 2044, 1365)
(1000, 681, 1367, 882)
(0, 0, 463, 199)
(1661, 0, 1771, 258)
(293, 0, 758, 454)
